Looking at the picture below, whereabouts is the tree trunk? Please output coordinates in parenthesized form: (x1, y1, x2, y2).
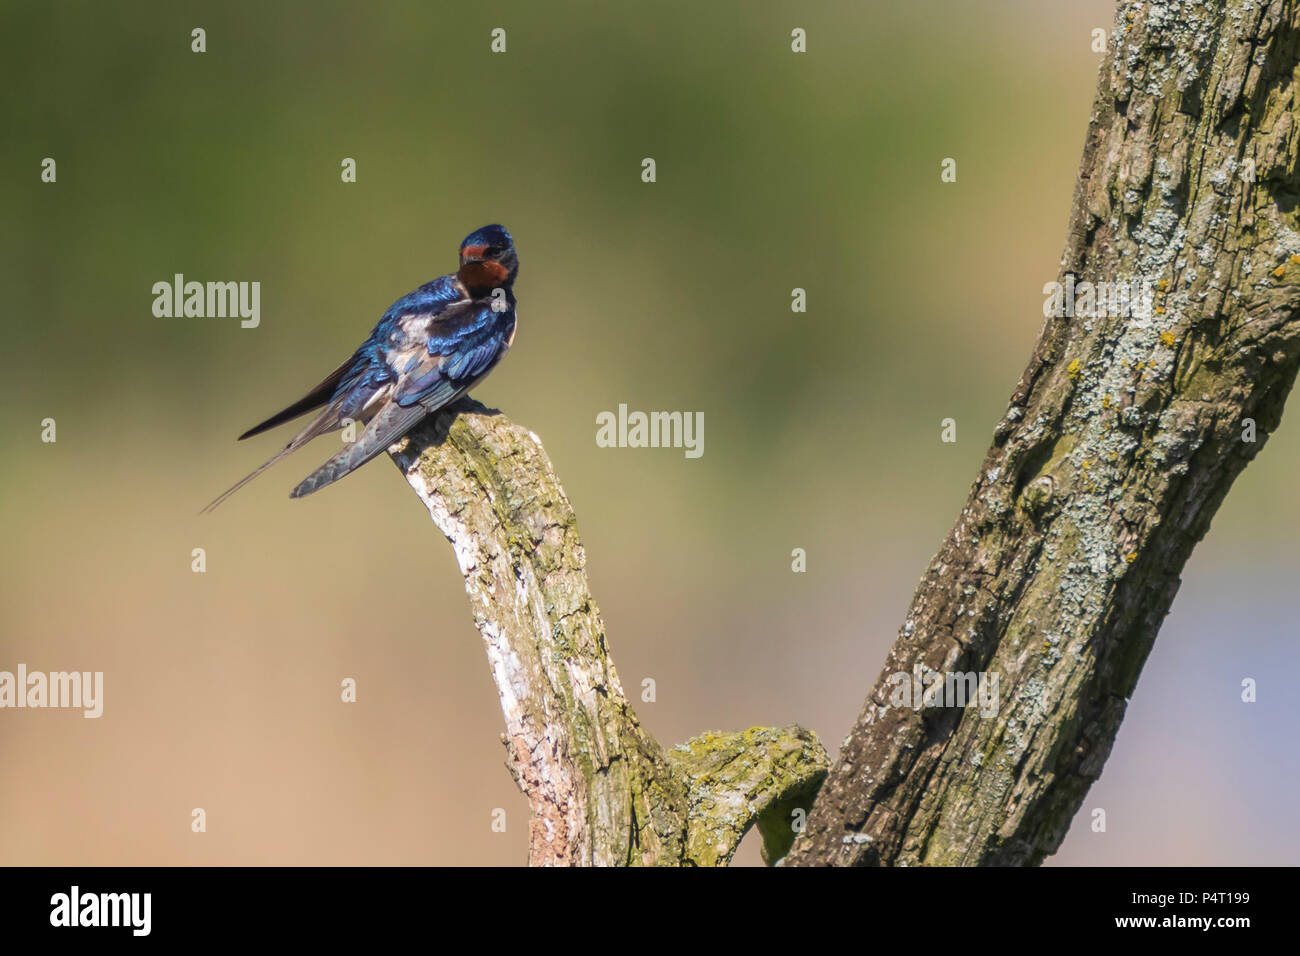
(785, 0, 1300, 866)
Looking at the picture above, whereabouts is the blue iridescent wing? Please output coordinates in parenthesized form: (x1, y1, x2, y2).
(289, 299, 511, 498)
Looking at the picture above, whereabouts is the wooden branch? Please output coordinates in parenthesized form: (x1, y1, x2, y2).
(390, 399, 828, 866)
(784, 0, 1300, 866)
(387, 2, 1299, 869)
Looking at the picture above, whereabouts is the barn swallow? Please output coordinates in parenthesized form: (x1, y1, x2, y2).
(202, 224, 518, 511)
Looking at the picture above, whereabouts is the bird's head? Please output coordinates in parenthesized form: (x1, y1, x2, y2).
(458, 224, 518, 290)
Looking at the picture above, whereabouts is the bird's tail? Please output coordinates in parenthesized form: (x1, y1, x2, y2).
(201, 409, 337, 513)
(288, 400, 426, 499)
(200, 448, 296, 514)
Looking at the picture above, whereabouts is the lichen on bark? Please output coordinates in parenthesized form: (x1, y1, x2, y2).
(785, 0, 1300, 867)
(390, 400, 828, 865)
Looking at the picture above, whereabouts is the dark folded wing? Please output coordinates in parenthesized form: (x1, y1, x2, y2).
(289, 305, 508, 499)
(237, 358, 353, 440)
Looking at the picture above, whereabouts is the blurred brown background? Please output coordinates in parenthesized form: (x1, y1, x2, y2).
(2, 0, 1296, 866)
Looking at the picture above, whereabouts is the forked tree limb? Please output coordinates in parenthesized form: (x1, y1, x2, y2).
(390, 401, 828, 866)
(390, 0, 1300, 868)
(784, 0, 1300, 866)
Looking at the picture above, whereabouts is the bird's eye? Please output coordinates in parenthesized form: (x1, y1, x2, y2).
(484, 245, 503, 257)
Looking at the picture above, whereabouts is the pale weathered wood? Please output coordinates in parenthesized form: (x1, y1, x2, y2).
(390, 400, 828, 865)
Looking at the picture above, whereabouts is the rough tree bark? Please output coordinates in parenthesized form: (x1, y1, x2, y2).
(390, 402, 828, 866)
(786, 0, 1300, 865)
(390, 0, 1300, 866)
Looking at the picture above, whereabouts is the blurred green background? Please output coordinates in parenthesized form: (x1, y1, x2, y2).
(2, 0, 1296, 865)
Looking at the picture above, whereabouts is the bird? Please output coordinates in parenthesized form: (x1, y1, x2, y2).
(202, 224, 518, 512)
